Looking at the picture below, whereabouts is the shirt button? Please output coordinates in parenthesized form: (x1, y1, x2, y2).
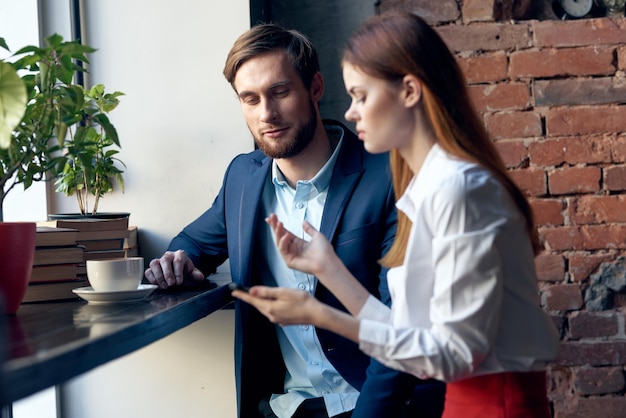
(298, 283, 306, 290)
(295, 202, 304, 209)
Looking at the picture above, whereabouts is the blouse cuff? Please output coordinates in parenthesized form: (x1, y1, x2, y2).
(357, 295, 391, 322)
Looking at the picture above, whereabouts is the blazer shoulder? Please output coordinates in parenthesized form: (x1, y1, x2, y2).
(226, 149, 269, 172)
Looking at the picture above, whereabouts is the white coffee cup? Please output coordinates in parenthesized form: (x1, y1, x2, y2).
(86, 257, 144, 292)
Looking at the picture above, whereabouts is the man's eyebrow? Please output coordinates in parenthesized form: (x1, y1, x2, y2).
(270, 81, 292, 89)
(237, 90, 255, 99)
(237, 81, 294, 99)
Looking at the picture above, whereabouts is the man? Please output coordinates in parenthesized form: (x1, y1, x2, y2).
(145, 23, 444, 418)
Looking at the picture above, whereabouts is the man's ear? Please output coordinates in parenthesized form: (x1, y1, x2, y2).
(310, 71, 324, 102)
(402, 74, 422, 108)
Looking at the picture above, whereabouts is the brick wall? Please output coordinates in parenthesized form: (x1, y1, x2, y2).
(378, 1, 626, 417)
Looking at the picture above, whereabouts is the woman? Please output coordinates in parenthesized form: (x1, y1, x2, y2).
(233, 11, 559, 417)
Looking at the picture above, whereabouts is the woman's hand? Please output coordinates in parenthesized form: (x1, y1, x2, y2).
(265, 213, 337, 277)
(231, 285, 361, 342)
(231, 285, 319, 326)
(265, 213, 372, 317)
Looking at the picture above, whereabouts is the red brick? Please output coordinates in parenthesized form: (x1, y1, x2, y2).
(539, 226, 584, 251)
(508, 167, 547, 196)
(554, 341, 626, 366)
(469, 82, 530, 112)
(546, 106, 626, 137)
(528, 139, 567, 167)
(544, 283, 583, 311)
(569, 312, 619, 340)
(569, 195, 626, 224)
(458, 54, 508, 84)
(510, 47, 615, 79)
(461, 0, 493, 23)
(610, 134, 626, 162)
(582, 224, 626, 250)
(495, 140, 528, 168)
(437, 22, 531, 53)
(534, 78, 626, 107)
(529, 137, 612, 167)
(533, 18, 626, 48)
(568, 253, 617, 282)
(530, 198, 564, 226)
(561, 136, 612, 165)
(555, 397, 626, 418)
(485, 111, 542, 140)
(380, 0, 460, 24)
(548, 166, 601, 195)
(605, 165, 626, 191)
(535, 253, 565, 281)
(573, 366, 625, 396)
(547, 365, 574, 402)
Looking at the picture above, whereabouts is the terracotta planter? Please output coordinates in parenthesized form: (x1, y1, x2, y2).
(0, 222, 36, 315)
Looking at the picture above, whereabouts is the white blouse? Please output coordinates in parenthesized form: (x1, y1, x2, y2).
(357, 144, 558, 383)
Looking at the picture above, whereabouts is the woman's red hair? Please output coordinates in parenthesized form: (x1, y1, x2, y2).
(342, 11, 541, 267)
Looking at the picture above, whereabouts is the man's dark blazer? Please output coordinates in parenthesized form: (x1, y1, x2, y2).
(168, 120, 444, 418)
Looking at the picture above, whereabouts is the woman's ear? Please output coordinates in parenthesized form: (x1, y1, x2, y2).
(401, 74, 422, 108)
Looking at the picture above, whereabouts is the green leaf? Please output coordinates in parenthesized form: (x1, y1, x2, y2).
(94, 113, 120, 146)
(0, 61, 27, 148)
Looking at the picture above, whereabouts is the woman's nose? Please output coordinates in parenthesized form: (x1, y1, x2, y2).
(344, 104, 357, 122)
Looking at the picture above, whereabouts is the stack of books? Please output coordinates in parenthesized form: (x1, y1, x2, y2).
(124, 225, 139, 257)
(24, 226, 86, 303)
(39, 217, 131, 263)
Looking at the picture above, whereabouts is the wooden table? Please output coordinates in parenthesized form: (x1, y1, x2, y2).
(0, 274, 233, 408)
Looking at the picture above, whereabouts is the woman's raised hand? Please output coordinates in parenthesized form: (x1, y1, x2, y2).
(265, 213, 336, 278)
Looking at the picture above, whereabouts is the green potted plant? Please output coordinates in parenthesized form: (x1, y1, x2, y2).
(53, 83, 125, 216)
(0, 34, 124, 312)
(0, 33, 126, 219)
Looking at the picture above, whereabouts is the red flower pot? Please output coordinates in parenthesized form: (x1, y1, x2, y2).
(0, 222, 36, 314)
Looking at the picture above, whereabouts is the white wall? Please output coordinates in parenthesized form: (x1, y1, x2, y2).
(47, 1, 251, 417)
(49, 0, 252, 259)
(62, 310, 236, 418)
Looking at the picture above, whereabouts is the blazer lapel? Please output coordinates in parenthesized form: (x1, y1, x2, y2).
(320, 129, 364, 241)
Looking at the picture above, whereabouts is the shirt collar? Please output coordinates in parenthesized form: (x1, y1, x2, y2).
(272, 123, 344, 193)
(396, 143, 442, 221)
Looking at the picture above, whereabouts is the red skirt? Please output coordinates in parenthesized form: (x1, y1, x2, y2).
(442, 371, 551, 418)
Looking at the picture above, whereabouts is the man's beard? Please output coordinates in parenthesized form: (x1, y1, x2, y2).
(253, 101, 318, 159)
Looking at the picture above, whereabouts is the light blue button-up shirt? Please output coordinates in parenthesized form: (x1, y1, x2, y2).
(259, 125, 358, 418)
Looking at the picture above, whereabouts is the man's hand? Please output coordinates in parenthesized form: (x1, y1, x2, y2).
(144, 249, 204, 289)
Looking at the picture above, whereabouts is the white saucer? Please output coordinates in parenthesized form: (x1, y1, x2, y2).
(72, 284, 158, 304)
